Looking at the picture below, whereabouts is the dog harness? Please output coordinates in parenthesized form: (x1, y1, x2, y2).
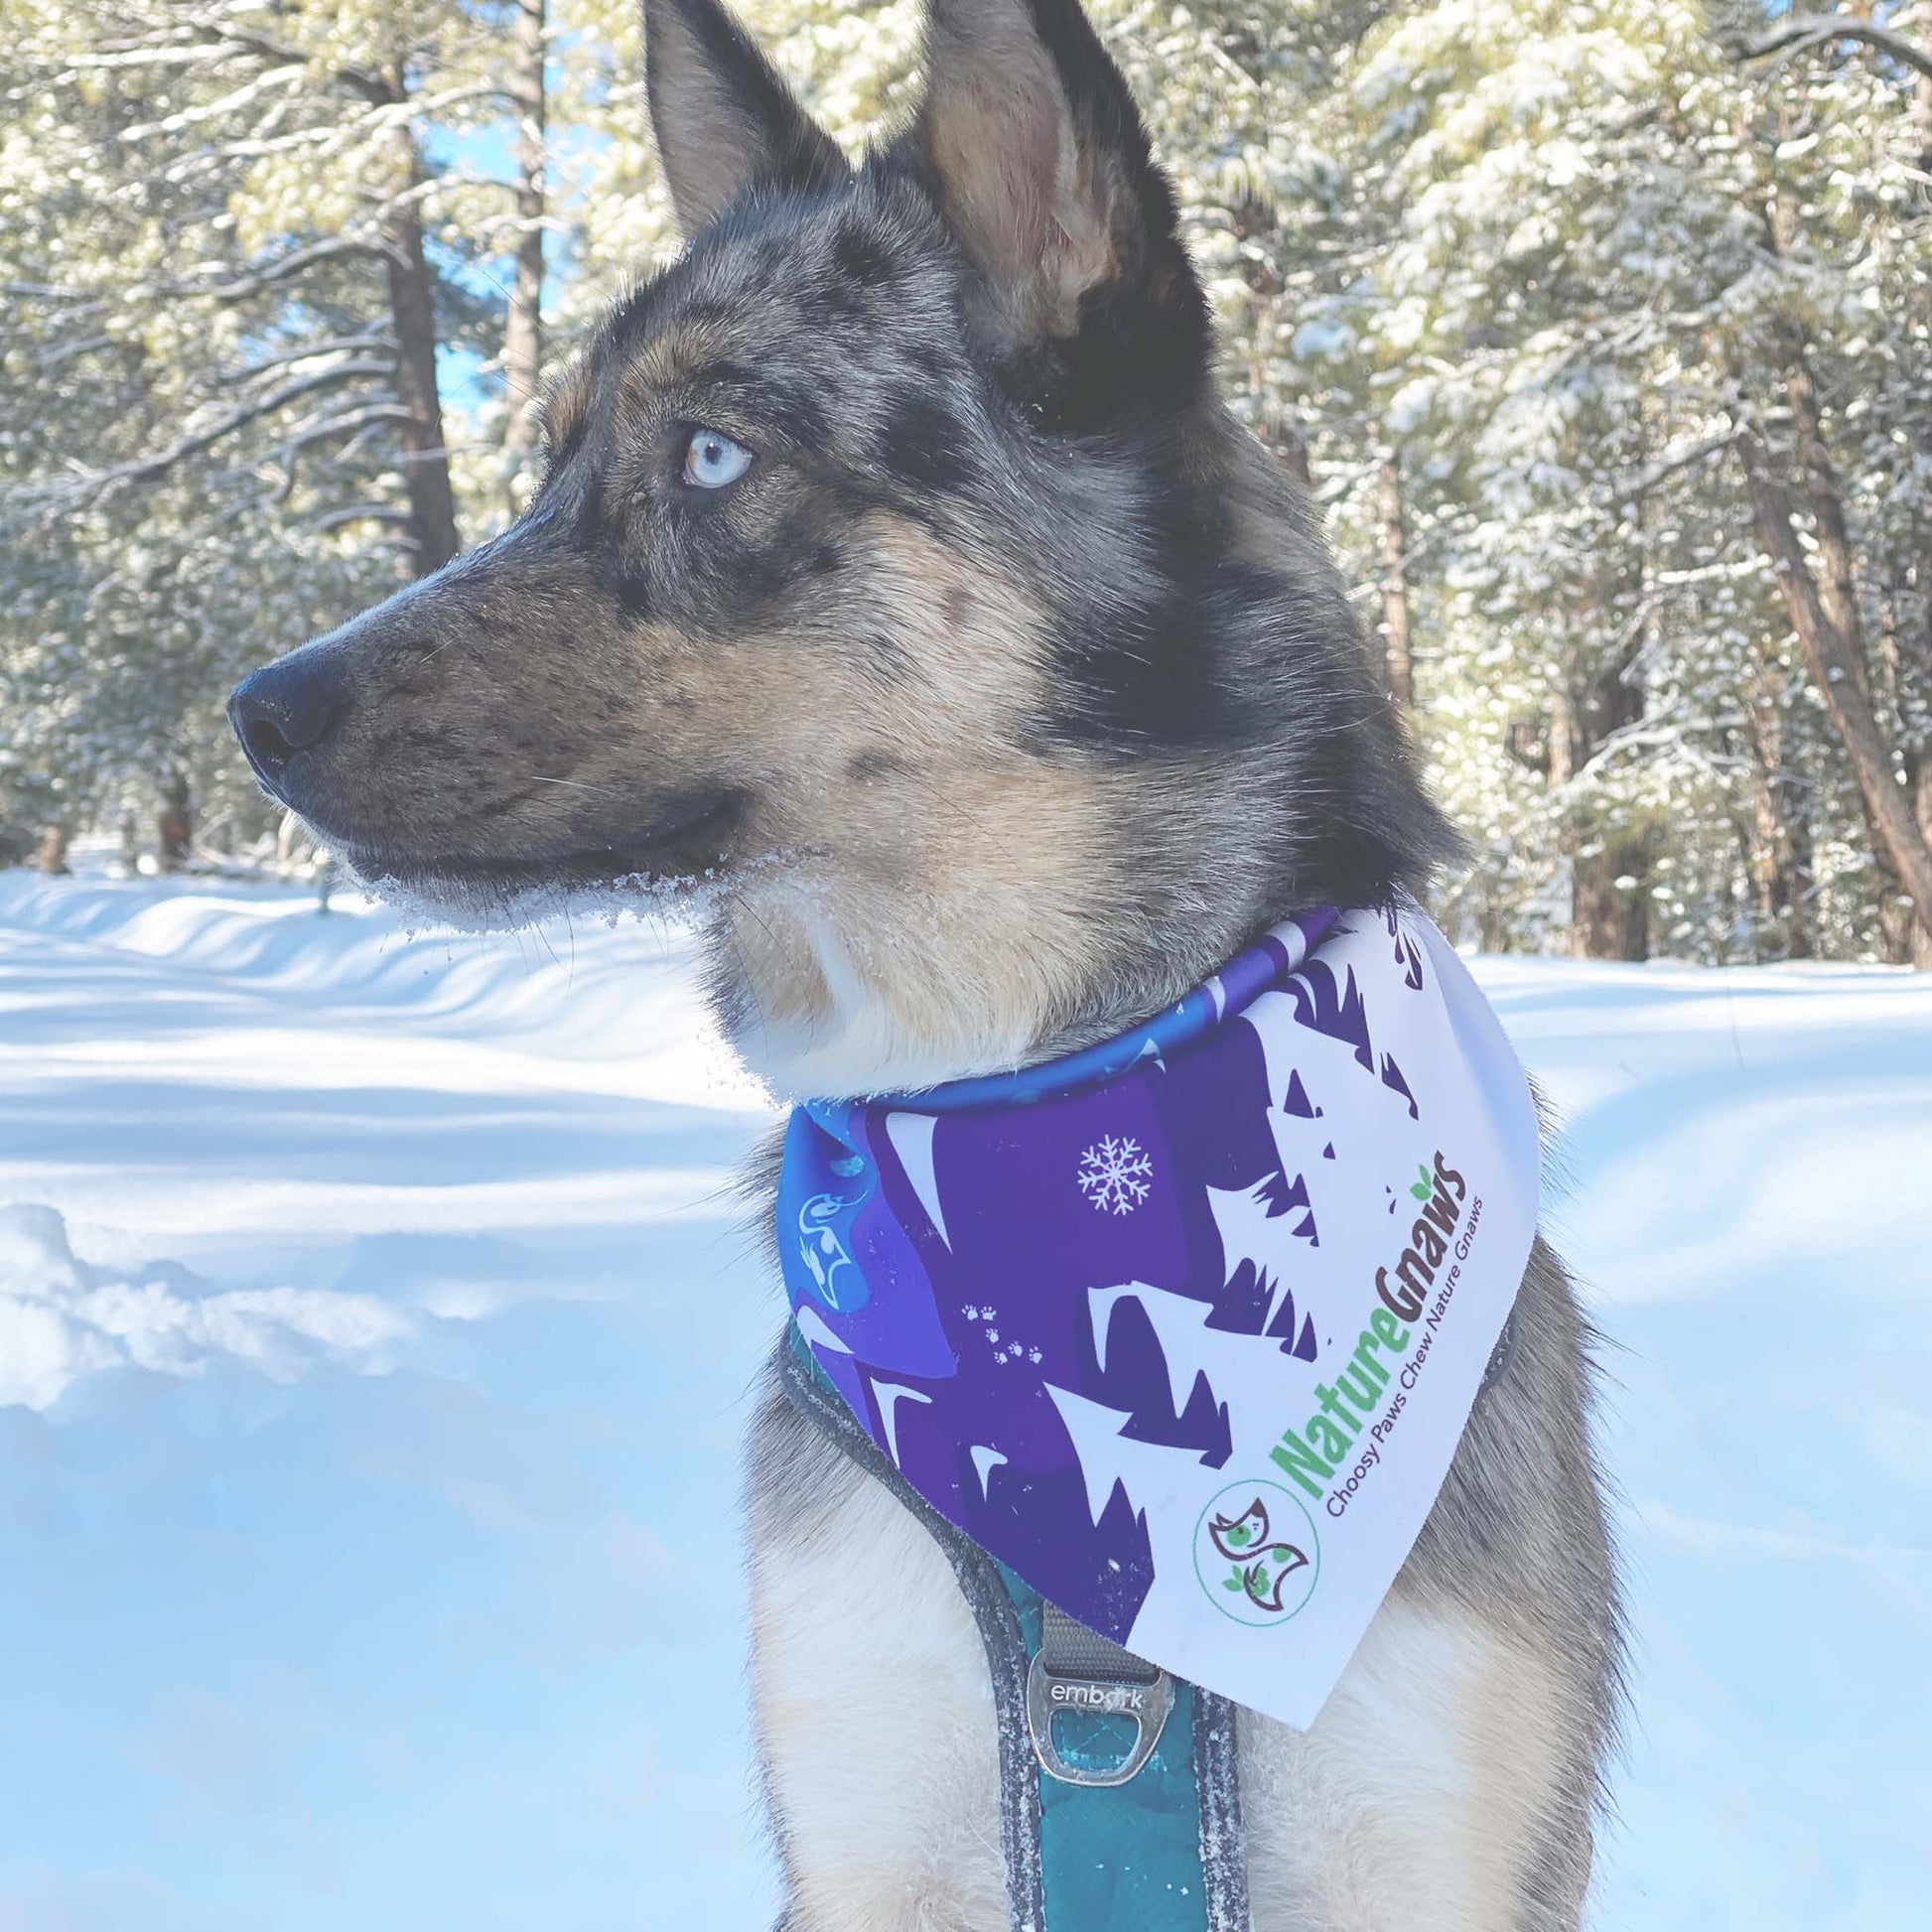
(775, 899, 1539, 1926)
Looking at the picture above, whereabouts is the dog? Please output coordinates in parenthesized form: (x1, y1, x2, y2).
(229, 0, 1621, 1922)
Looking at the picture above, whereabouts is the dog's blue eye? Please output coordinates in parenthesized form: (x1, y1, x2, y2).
(682, 428, 754, 489)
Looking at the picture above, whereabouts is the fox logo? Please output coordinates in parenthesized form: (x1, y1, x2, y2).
(1196, 1483, 1318, 1625)
(797, 1192, 865, 1311)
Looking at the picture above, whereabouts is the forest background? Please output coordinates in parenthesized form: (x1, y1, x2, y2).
(3, 0, 1929, 966)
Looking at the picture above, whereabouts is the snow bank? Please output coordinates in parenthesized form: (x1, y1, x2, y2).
(0, 870, 1926, 1930)
(0, 1202, 413, 1411)
(0, 867, 762, 1074)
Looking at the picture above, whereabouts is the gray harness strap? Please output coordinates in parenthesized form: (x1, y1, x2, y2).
(777, 1337, 1047, 1928)
(779, 1333, 1254, 1930)
(1193, 1686, 1248, 1924)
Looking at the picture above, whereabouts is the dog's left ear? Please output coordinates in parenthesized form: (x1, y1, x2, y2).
(645, 0, 847, 236)
(911, 0, 1206, 416)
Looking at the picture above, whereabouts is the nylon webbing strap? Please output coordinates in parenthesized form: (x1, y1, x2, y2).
(1002, 1569, 1250, 1932)
(1040, 1601, 1160, 1682)
(779, 1325, 1251, 1932)
(777, 1334, 1045, 1929)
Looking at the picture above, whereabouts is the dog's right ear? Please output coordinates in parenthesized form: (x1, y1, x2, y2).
(644, 0, 847, 236)
(910, 0, 1208, 419)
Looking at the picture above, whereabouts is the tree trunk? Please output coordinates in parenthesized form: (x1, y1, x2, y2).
(1748, 108, 1932, 956)
(1241, 337, 1311, 486)
(1561, 659, 1651, 961)
(34, 825, 69, 875)
(1547, 685, 1574, 789)
(1572, 832, 1653, 962)
(1739, 430, 1932, 948)
(1750, 762, 1814, 959)
(1377, 454, 1415, 720)
(501, 0, 547, 503)
(157, 770, 192, 872)
(384, 126, 460, 577)
(1778, 326, 1865, 693)
(1753, 760, 1808, 958)
(1917, 65, 1932, 185)
(1742, 660, 1814, 958)
(1909, 69, 1932, 968)
(1915, 758, 1932, 970)
(1878, 559, 1932, 965)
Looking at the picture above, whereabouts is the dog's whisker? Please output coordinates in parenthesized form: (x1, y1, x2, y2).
(521, 773, 621, 795)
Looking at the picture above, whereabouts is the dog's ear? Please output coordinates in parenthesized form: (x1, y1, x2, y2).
(911, 0, 1206, 412)
(644, 0, 847, 235)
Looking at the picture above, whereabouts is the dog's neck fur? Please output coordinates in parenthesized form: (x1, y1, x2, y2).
(704, 769, 1263, 1097)
(700, 412, 1454, 1104)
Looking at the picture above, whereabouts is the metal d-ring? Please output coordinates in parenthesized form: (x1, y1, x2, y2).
(1025, 1647, 1175, 1788)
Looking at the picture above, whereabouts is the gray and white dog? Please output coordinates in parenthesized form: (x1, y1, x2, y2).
(229, 0, 1622, 1922)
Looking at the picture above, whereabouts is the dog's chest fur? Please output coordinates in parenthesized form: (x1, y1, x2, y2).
(744, 1233, 1614, 1932)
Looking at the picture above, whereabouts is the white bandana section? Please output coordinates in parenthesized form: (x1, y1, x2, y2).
(1117, 907, 1540, 1727)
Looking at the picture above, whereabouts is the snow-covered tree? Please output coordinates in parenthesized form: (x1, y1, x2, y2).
(1244, 0, 1932, 962)
(1, 0, 515, 844)
(4, 0, 1928, 969)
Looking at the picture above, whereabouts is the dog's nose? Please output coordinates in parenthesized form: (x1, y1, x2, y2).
(228, 652, 345, 794)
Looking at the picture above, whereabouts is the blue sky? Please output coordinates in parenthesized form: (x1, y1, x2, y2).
(425, 93, 603, 420)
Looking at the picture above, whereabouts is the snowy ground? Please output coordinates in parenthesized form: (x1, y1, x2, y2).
(0, 868, 1926, 1930)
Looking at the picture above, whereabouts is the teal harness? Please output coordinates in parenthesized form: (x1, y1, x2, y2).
(781, 1302, 1520, 1926)
(780, 1325, 1251, 1930)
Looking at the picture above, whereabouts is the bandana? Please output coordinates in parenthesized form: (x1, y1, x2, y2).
(775, 899, 1539, 1729)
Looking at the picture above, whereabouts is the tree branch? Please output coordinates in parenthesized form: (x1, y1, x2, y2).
(4, 281, 103, 307)
(1740, 14, 1932, 84)
(263, 401, 421, 505)
(68, 18, 400, 105)
(274, 402, 419, 464)
(146, 236, 390, 302)
(43, 366, 390, 506)
(1615, 427, 1742, 502)
(36, 334, 119, 374)
(215, 338, 394, 386)
(306, 502, 417, 535)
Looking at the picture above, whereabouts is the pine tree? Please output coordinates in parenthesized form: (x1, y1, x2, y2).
(3, 0, 1927, 966)
(1, 0, 512, 845)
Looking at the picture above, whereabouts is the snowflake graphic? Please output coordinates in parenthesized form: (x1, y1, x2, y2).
(1076, 1134, 1154, 1216)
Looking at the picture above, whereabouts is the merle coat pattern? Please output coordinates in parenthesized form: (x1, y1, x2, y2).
(229, 0, 1622, 1923)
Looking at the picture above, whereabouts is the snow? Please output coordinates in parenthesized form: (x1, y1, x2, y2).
(1, 869, 1928, 1928)
(0, 1201, 413, 1411)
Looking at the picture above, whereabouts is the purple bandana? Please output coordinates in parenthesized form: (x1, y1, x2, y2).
(776, 899, 1540, 1727)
